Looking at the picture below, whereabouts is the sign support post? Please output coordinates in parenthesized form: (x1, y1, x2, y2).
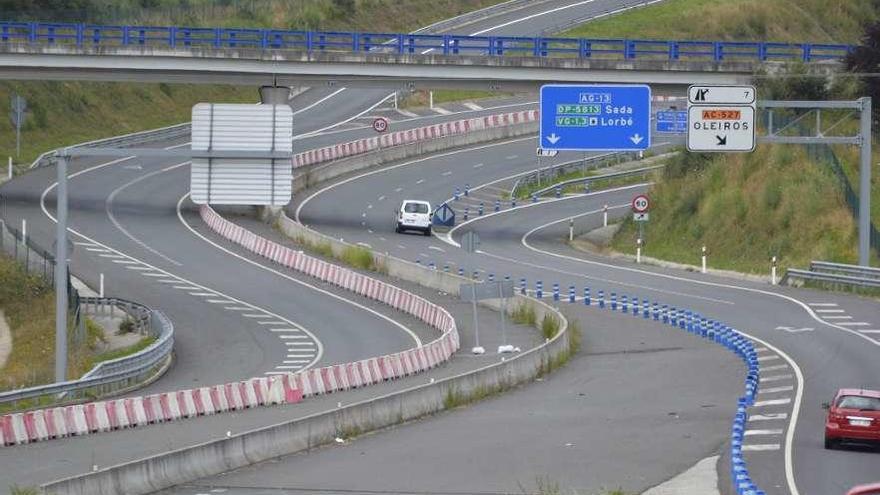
(54, 152, 68, 383)
(859, 97, 872, 267)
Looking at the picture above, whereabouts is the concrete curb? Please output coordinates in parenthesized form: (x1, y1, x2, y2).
(42, 287, 568, 495)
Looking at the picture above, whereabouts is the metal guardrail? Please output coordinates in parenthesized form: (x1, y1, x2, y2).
(0, 21, 852, 63)
(809, 261, 880, 280)
(29, 122, 190, 168)
(511, 153, 633, 197)
(780, 268, 880, 289)
(531, 164, 665, 197)
(0, 298, 174, 407)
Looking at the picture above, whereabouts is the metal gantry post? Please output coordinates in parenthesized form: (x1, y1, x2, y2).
(859, 97, 872, 266)
(54, 151, 69, 383)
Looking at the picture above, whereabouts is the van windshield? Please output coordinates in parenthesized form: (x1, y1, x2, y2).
(404, 203, 429, 214)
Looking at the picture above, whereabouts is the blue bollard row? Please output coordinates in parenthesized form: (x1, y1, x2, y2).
(514, 279, 766, 494)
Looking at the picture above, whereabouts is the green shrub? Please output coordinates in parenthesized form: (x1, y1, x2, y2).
(118, 317, 136, 334)
(510, 302, 537, 326)
(541, 315, 560, 340)
(341, 246, 375, 271)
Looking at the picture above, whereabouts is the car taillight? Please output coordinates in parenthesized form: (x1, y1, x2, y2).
(828, 411, 845, 423)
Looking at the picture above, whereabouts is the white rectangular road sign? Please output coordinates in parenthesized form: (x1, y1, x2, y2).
(687, 105, 756, 152)
(633, 212, 649, 222)
(190, 104, 293, 206)
(688, 85, 756, 105)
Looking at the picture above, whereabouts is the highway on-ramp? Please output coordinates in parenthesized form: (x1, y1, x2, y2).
(289, 131, 880, 494)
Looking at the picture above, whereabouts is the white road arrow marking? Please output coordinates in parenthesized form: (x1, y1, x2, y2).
(775, 326, 814, 333)
(630, 134, 644, 145)
(546, 133, 561, 144)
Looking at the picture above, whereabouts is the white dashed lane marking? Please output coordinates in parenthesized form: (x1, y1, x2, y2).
(749, 413, 788, 422)
(808, 303, 838, 307)
(859, 329, 880, 334)
(838, 322, 871, 327)
(744, 429, 784, 436)
(742, 444, 781, 452)
(816, 309, 845, 313)
(753, 398, 792, 407)
(761, 374, 794, 383)
(758, 385, 795, 395)
(761, 364, 789, 372)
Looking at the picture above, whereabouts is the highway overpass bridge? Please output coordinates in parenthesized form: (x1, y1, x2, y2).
(0, 22, 850, 89)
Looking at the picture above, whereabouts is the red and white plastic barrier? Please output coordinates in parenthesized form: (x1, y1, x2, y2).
(0, 206, 459, 447)
(198, 205, 461, 396)
(0, 376, 302, 446)
(293, 109, 540, 168)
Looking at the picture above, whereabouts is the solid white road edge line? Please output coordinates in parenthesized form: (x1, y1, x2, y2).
(176, 193, 423, 347)
(39, 154, 325, 373)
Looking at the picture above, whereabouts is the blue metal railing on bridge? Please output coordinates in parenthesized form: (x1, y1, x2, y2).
(0, 21, 853, 63)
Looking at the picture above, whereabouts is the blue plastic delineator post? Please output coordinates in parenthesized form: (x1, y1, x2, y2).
(584, 287, 591, 305)
(520, 278, 527, 295)
(568, 285, 575, 303)
(553, 283, 560, 302)
(598, 290, 605, 309)
(536, 281, 543, 299)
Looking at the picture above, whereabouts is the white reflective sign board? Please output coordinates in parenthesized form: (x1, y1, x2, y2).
(190, 104, 293, 205)
(688, 85, 756, 105)
(687, 105, 756, 152)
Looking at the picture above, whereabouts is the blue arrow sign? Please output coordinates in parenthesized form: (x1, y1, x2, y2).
(540, 84, 651, 151)
(433, 203, 455, 227)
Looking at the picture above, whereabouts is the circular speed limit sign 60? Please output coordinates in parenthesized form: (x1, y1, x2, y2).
(372, 117, 389, 133)
(632, 195, 650, 213)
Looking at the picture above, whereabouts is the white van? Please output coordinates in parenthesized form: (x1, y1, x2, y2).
(395, 200, 433, 236)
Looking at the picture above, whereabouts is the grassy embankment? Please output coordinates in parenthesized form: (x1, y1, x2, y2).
(559, 0, 878, 273)
(0, 0, 510, 168)
(0, 253, 156, 397)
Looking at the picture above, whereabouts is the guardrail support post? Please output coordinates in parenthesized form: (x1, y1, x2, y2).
(636, 238, 642, 264)
(569, 217, 574, 241)
(603, 204, 608, 227)
(99, 273, 104, 298)
(771, 256, 777, 285)
(701, 246, 707, 274)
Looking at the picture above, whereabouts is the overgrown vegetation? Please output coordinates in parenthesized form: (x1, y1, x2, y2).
(8, 485, 38, 495)
(2, 0, 508, 31)
(562, 0, 874, 44)
(610, 146, 863, 273)
(540, 314, 560, 340)
(1, 0, 509, 167)
(400, 89, 509, 109)
(510, 302, 537, 327)
(0, 82, 255, 166)
(341, 245, 377, 271)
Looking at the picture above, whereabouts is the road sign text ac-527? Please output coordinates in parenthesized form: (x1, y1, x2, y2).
(540, 84, 651, 151)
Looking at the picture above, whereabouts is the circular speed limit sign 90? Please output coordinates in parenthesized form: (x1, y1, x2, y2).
(372, 117, 389, 133)
(632, 194, 650, 213)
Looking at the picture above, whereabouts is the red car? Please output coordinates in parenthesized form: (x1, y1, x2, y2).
(824, 388, 880, 449)
(847, 483, 880, 495)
